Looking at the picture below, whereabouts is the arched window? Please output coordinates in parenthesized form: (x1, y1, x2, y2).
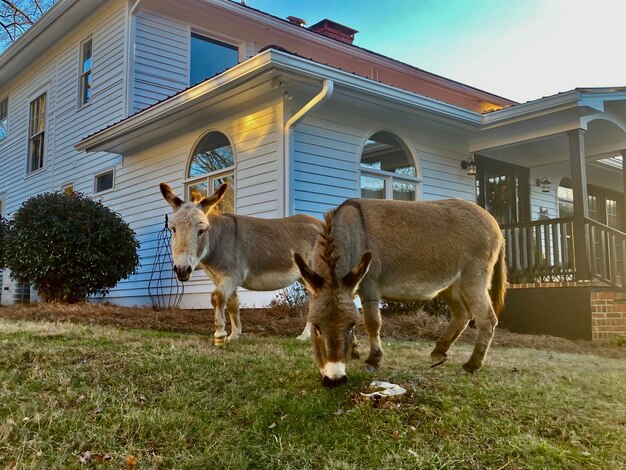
(360, 131, 419, 201)
(186, 131, 235, 212)
(557, 177, 573, 218)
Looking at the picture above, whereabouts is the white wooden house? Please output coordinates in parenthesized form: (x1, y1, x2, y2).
(1, 0, 626, 340)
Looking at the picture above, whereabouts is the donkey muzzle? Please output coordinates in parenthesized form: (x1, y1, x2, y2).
(321, 361, 348, 388)
(174, 265, 193, 281)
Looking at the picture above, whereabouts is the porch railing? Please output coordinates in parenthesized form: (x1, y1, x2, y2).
(585, 217, 626, 289)
(501, 218, 575, 283)
(501, 217, 626, 289)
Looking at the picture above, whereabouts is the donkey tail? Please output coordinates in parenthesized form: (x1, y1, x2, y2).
(490, 241, 507, 318)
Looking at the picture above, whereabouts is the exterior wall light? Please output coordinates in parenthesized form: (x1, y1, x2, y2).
(461, 156, 476, 176)
(536, 177, 551, 193)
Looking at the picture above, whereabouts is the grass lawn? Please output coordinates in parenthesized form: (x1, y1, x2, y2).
(0, 318, 625, 469)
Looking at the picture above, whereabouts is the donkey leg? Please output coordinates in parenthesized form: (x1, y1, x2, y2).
(431, 287, 471, 368)
(462, 291, 498, 373)
(297, 322, 312, 341)
(361, 299, 383, 371)
(226, 293, 242, 342)
(211, 289, 228, 346)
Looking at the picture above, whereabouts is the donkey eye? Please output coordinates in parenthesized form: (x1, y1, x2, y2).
(198, 228, 206, 236)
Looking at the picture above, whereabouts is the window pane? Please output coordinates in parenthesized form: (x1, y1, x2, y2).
(82, 40, 92, 73)
(213, 175, 235, 213)
(189, 132, 234, 177)
(588, 195, 599, 222)
(361, 131, 415, 176)
(190, 34, 238, 86)
(29, 133, 44, 171)
(81, 39, 93, 104)
(0, 99, 6, 139)
(361, 175, 386, 199)
(393, 181, 416, 201)
(188, 180, 209, 202)
(95, 171, 113, 193)
(559, 201, 574, 219)
(606, 198, 619, 229)
(82, 72, 92, 104)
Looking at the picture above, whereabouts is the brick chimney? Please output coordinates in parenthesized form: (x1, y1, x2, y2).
(309, 19, 358, 44)
(287, 16, 306, 27)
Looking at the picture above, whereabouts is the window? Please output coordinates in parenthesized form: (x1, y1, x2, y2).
(189, 33, 238, 86)
(557, 178, 574, 218)
(360, 131, 419, 201)
(95, 169, 114, 193)
(0, 98, 7, 140)
(79, 38, 93, 105)
(62, 183, 74, 196)
(475, 155, 530, 225)
(186, 131, 235, 212)
(28, 93, 46, 173)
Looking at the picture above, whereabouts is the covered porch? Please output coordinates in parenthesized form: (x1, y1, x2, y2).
(469, 88, 626, 340)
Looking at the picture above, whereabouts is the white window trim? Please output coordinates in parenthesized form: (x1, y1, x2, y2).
(188, 27, 243, 86)
(358, 130, 422, 201)
(184, 129, 236, 205)
(189, 27, 244, 61)
(26, 90, 48, 176)
(60, 182, 74, 195)
(78, 35, 94, 109)
(94, 168, 115, 195)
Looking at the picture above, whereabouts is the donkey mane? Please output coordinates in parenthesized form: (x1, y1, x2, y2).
(318, 207, 341, 285)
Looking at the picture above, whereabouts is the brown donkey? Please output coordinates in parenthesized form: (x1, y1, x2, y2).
(160, 182, 322, 345)
(294, 198, 506, 387)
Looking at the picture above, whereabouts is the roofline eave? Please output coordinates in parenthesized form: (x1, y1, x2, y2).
(76, 49, 484, 153)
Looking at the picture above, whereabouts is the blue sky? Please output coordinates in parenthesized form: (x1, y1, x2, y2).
(250, 0, 626, 103)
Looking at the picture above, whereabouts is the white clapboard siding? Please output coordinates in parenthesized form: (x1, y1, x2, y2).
(292, 114, 363, 218)
(100, 102, 283, 307)
(0, 1, 127, 219)
(133, 10, 189, 113)
(291, 104, 476, 218)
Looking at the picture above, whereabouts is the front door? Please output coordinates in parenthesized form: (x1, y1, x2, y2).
(475, 155, 530, 224)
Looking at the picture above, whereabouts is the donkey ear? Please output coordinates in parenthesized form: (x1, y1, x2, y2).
(342, 250, 372, 294)
(294, 252, 324, 294)
(200, 183, 228, 214)
(160, 182, 183, 211)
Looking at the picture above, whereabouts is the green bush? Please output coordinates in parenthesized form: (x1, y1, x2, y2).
(0, 217, 7, 270)
(4, 192, 140, 303)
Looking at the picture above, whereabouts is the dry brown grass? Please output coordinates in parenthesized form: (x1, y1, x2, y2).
(0, 302, 624, 359)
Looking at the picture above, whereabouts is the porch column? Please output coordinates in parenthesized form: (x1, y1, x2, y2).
(568, 128, 590, 280)
(621, 149, 626, 212)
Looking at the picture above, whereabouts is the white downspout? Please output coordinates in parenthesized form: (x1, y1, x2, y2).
(125, 0, 143, 117)
(283, 79, 334, 216)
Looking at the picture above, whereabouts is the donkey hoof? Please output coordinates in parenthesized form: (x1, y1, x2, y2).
(296, 334, 310, 341)
(362, 363, 378, 373)
(214, 336, 227, 347)
(226, 334, 240, 342)
(430, 353, 447, 368)
(461, 362, 480, 374)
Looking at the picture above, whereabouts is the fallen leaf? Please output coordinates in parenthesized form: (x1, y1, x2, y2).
(78, 451, 92, 464)
(138, 395, 147, 403)
(127, 454, 138, 469)
(268, 422, 276, 429)
(94, 406, 102, 415)
(76, 395, 86, 404)
(391, 429, 400, 440)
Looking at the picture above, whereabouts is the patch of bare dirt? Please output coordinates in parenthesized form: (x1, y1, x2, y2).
(0, 303, 624, 359)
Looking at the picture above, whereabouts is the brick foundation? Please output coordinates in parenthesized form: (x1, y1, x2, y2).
(590, 292, 626, 340)
(504, 283, 626, 341)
